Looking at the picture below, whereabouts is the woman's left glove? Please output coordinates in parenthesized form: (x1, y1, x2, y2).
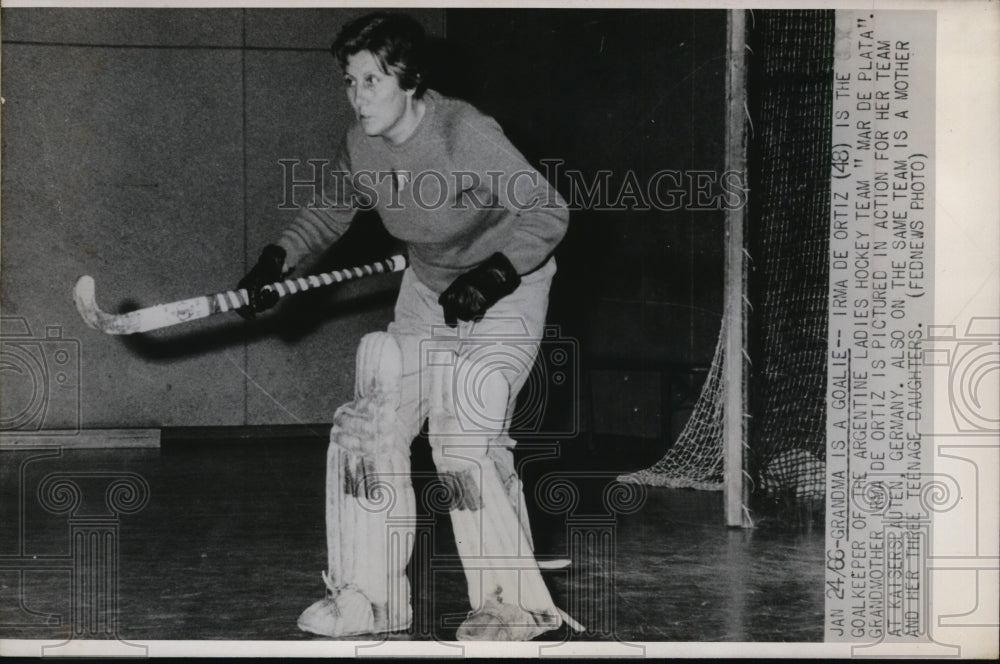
(438, 253, 521, 327)
(236, 244, 288, 320)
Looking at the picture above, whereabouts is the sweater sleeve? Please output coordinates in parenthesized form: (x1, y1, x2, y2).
(456, 113, 569, 275)
(275, 132, 358, 270)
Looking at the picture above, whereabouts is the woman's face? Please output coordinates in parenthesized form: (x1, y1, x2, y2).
(343, 50, 414, 143)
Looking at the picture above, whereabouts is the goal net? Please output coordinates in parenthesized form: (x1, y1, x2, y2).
(618, 10, 834, 527)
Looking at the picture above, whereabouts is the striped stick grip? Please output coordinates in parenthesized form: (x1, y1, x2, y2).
(213, 254, 408, 314)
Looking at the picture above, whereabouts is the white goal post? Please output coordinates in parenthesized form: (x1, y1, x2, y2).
(723, 9, 751, 528)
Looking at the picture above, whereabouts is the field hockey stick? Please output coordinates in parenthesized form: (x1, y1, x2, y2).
(73, 254, 408, 335)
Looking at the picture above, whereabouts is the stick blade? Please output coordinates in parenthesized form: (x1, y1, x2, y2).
(73, 275, 136, 335)
(73, 275, 105, 331)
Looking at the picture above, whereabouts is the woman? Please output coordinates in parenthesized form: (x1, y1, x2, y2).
(238, 12, 574, 641)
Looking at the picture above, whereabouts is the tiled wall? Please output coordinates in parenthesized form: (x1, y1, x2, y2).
(1, 8, 444, 429)
(1, 8, 727, 437)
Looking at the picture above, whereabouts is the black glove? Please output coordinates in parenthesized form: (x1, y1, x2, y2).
(438, 253, 521, 327)
(236, 244, 287, 319)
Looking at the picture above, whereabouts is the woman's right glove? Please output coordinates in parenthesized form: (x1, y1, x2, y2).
(438, 253, 521, 327)
(236, 244, 287, 319)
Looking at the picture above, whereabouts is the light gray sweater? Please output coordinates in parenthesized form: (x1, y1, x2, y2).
(277, 90, 569, 293)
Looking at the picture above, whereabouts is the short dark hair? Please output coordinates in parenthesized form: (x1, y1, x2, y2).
(331, 12, 427, 98)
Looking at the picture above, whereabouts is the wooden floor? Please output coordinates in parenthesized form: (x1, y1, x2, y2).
(0, 435, 823, 643)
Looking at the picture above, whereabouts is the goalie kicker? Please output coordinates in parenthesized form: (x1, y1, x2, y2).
(298, 330, 581, 640)
(298, 332, 416, 638)
(433, 357, 576, 639)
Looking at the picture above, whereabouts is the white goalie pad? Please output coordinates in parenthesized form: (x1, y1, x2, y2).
(427, 361, 579, 639)
(329, 331, 404, 460)
(300, 332, 416, 638)
(489, 439, 535, 552)
(446, 457, 565, 639)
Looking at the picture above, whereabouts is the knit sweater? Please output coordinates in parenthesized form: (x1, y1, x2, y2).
(276, 90, 569, 294)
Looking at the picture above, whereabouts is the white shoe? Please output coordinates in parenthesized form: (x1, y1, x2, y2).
(297, 574, 411, 638)
(297, 588, 375, 638)
(455, 601, 562, 641)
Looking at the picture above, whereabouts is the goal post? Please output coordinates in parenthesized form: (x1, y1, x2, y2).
(723, 8, 750, 528)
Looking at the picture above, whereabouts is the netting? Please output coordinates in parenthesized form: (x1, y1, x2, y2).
(744, 10, 833, 523)
(617, 324, 726, 490)
(617, 10, 834, 526)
